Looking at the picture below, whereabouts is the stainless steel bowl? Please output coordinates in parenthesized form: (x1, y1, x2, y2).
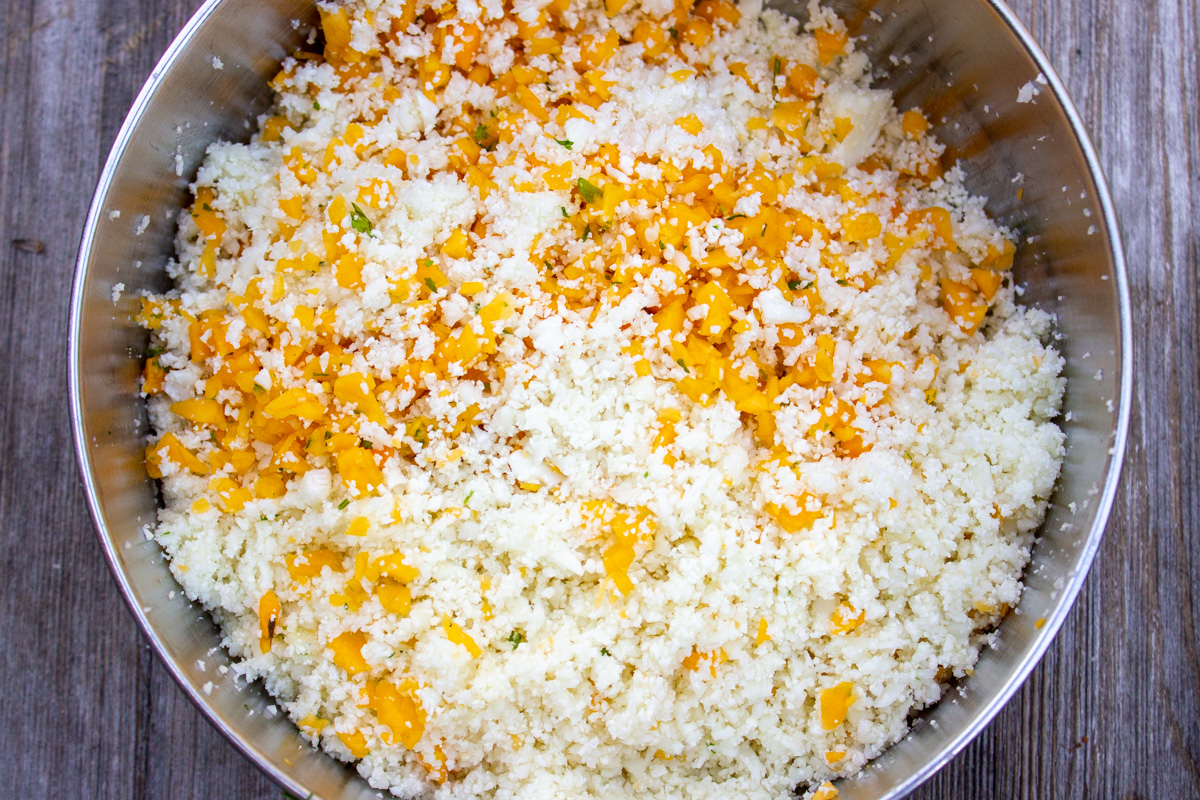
(69, 0, 1131, 796)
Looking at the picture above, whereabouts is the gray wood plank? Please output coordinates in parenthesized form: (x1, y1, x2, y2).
(0, 0, 1196, 798)
(0, 1, 146, 799)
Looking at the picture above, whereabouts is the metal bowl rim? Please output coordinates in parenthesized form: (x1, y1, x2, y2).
(67, 0, 1133, 797)
(68, 0, 317, 794)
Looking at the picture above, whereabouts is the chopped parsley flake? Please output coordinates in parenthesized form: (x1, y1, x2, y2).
(349, 202, 373, 235)
(576, 178, 602, 203)
(554, 138, 573, 150)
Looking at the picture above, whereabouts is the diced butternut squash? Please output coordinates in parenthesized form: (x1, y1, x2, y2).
(337, 729, 370, 758)
(694, 0, 740, 27)
(376, 578, 412, 616)
(902, 109, 929, 138)
(812, 782, 839, 800)
(263, 388, 324, 421)
(329, 630, 370, 675)
(443, 615, 482, 657)
(941, 279, 988, 335)
(841, 211, 881, 243)
(830, 602, 865, 635)
(766, 494, 822, 532)
(286, 548, 344, 584)
(258, 590, 280, 654)
(145, 433, 209, 478)
(819, 681, 856, 730)
(372, 679, 426, 749)
(337, 447, 384, 493)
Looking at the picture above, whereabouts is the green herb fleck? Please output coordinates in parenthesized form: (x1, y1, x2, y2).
(425, 277, 438, 292)
(421, 258, 434, 267)
(836, 279, 848, 286)
(349, 202, 373, 235)
(581, 227, 590, 241)
(676, 358, 690, 373)
(576, 178, 602, 203)
(507, 630, 524, 649)
(554, 138, 573, 150)
(773, 57, 782, 75)
(360, 438, 372, 448)
(312, 101, 321, 110)
(473, 123, 489, 145)
(338, 499, 350, 510)
(643, 471, 649, 478)
(787, 280, 803, 291)
(260, 514, 268, 521)
(726, 213, 746, 220)
(600, 647, 611, 656)
(560, 206, 570, 218)
(465, 490, 474, 506)
(668, 26, 679, 39)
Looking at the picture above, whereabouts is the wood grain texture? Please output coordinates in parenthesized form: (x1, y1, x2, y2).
(0, 0, 1195, 797)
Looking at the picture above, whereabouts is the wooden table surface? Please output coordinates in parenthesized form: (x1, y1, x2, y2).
(1, 0, 1196, 797)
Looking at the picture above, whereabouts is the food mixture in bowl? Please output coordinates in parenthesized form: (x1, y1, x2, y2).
(137, 0, 1065, 797)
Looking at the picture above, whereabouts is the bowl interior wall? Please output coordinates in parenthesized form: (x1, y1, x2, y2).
(72, 1, 1127, 797)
